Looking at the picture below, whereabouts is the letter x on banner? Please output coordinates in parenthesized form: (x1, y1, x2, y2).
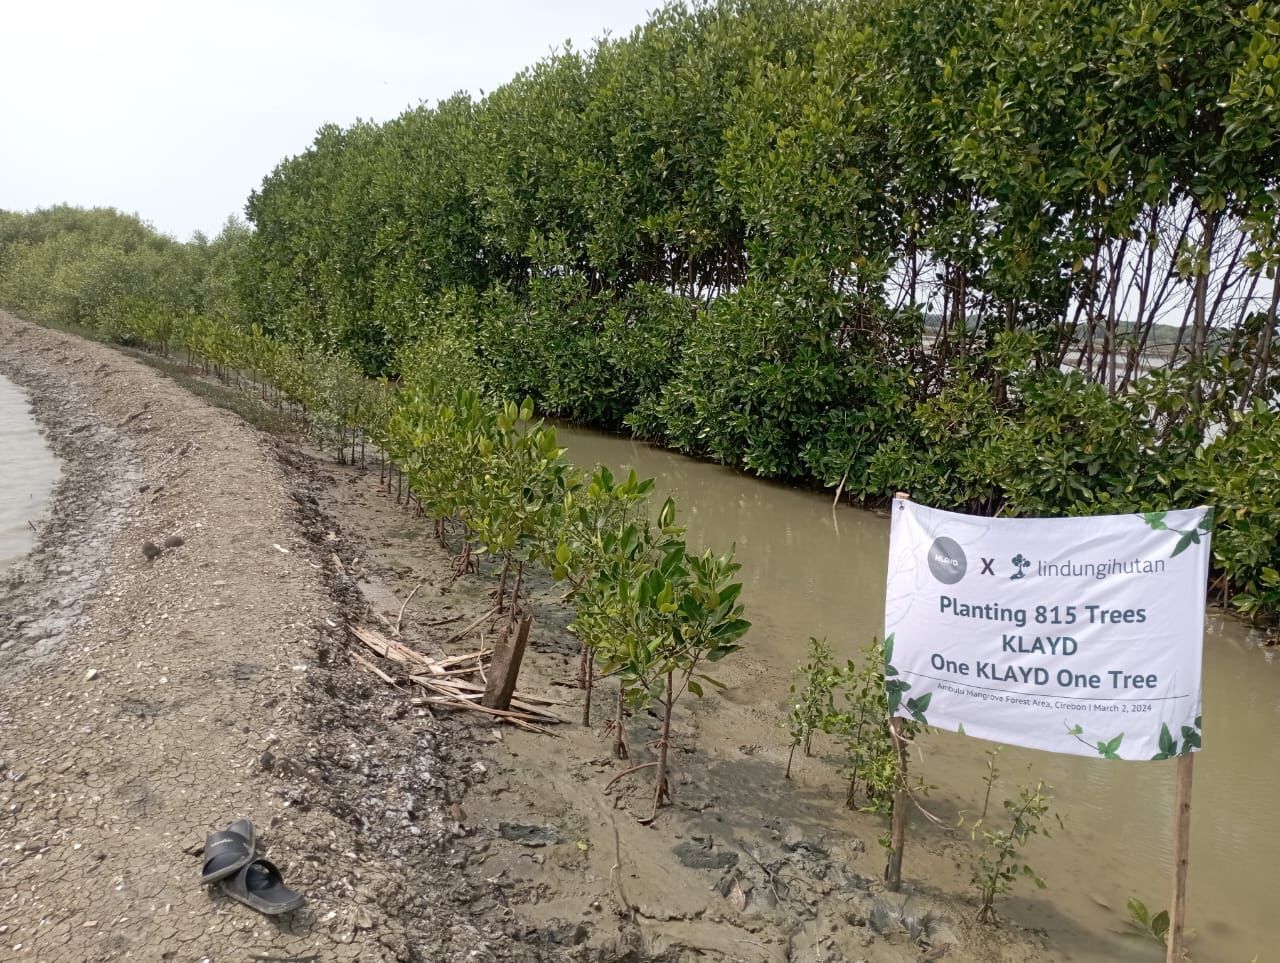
(883, 499, 1213, 761)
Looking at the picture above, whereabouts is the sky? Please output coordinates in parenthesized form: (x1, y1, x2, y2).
(0, 0, 658, 241)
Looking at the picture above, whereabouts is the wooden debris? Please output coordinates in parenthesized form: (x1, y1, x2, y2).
(351, 650, 396, 685)
(483, 617, 531, 711)
(433, 648, 494, 671)
(413, 674, 569, 707)
(350, 624, 432, 667)
(347, 622, 561, 732)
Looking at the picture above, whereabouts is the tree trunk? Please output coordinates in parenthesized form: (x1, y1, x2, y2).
(651, 671, 674, 818)
(1189, 210, 1218, 374)
(613, 682, 630, 760)
(496, 557, 510, 614)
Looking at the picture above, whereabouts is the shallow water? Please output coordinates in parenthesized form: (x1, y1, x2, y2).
(557, 423, 1280, 962)
(0, 374, 60, 570)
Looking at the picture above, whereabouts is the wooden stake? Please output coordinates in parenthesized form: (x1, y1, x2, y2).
(483, 616, 531, 710)
(885, 490, 912, 892)
(886, 715, 909, 892)
(1166, 752, 1194, 963)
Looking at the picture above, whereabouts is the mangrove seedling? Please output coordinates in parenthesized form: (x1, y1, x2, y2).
(785, 637, 843, 778)
(838, 637, 921, 814)
(593, 523, 749, 822)
(966, 780, 1060, 924)
(548, 465, 658, 735)
(1125, 897, 1170, 947)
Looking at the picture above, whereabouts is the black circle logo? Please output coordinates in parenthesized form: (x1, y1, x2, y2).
(928, 536, 966, 584)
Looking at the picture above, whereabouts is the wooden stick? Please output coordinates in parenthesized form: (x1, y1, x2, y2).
(410, 679, 564, 721)
(886, 715, 909, 892)
(445, 605, 500, 645)
(351, 650, 396, 685)
(393, 580, 426, 637)
(434, 648, 493, 669)
(415, 692, 554, 733)
(885, 490, 912, 893)
(1166, 752, 1195, 963)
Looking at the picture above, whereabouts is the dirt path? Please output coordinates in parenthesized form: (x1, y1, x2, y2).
(0, 313, 536, 962)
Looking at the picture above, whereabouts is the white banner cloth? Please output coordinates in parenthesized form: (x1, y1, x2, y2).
(884, 500, 1212, 761)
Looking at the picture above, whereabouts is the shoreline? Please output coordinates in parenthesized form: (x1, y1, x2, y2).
(0, 313, 534, 961)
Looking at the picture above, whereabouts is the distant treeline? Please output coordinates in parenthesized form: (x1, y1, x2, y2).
(1, 0, 1278, 625)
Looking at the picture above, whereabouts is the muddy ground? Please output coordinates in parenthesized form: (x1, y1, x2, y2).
(0, 312, 1057, 962)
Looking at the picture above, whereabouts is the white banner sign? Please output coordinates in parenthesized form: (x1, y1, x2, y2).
(884, 500, 1213, 761)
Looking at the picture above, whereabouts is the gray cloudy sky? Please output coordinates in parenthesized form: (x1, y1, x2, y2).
(0, 0, 657, 240)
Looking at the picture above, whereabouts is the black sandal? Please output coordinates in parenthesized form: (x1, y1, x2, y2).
(222, 858, 305, 915)
(199, 819, 256, 885)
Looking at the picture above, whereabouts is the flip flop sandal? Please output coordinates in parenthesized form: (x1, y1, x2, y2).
(222, 858, 305, 915)
(199, 818, 256, 885)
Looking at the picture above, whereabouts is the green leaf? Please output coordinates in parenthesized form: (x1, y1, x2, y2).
(1151, 910, 1169, 939)
(1171, 530, 1196, 558)
(687, 679, 704, 698)
(1158, 722, 1177, 757)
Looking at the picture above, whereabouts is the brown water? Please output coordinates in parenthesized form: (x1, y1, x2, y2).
(0, 375, 60, 570)
(557, 423, 1280, 963)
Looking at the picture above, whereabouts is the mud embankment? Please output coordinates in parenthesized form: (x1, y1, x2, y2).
(0, 314, 538, 962)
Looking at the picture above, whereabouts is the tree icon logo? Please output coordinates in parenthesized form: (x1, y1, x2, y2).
(1010, 554, 1031, 580)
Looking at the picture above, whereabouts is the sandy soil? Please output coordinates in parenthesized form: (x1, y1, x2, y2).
(0, 312, 1056, 963)
(0, 313, 540, 962)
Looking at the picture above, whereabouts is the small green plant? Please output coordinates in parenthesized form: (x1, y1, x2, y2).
(979, 746, 1001, 821)
(967, 781, 1059, 924)
(838, 637, 922, 814)
(550, 464, 656, 734)
(1125, 897, 1170, 946)
(784, 637, 843, 778)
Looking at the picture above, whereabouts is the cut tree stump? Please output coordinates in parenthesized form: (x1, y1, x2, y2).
(483, 617, 531, 710)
